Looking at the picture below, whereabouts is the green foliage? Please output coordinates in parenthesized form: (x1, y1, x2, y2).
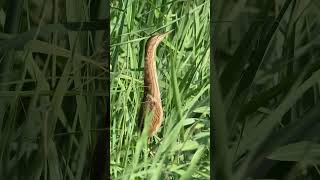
(213, 0, 320, 179)
(0, 0, 107, 179)
(110, 0, 210, 179)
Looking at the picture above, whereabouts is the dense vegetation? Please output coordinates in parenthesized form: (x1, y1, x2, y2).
(0, 0, 107, 179)
(213, 0, 320, 179)
(110, 0, 210, 179)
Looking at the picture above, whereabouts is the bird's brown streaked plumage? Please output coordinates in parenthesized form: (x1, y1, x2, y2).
(138, 31, 171, 137)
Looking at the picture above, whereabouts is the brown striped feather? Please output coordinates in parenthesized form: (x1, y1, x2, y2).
(138, 32, 170, 137)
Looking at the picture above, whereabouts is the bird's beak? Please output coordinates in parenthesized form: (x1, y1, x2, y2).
(161, 29, 174, 36)
(156, 30, 173, 42)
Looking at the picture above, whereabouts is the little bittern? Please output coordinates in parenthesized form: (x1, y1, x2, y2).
(138, 31, 171, 137)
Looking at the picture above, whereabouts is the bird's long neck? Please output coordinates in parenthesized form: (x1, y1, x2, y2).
(144, 41, 161, 101)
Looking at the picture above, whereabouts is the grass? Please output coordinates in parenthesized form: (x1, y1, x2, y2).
(0, 0, 107, 179)
(213, 0, 320, 179)
(110, 0, 210, 179)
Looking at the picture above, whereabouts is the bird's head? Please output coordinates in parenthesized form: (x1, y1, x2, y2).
(146, 30, 173, 48)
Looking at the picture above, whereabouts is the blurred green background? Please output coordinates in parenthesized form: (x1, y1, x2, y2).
(110, 0, 210, 179)
(0, 0, 107, 179)
(213, 0, 320, 179)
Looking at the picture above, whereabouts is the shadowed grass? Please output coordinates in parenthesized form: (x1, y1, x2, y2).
(213, 0, 320, 179)
(0, 0, 107, 179)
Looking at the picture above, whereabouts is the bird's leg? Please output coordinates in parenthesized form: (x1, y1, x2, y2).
(154, 135, 162, 145)
(147, 137, 156, 157)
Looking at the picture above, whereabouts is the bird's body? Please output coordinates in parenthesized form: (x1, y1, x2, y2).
(138, 32, 170, 137)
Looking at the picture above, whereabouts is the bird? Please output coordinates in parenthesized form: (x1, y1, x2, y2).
(138, 31, 172, 139)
